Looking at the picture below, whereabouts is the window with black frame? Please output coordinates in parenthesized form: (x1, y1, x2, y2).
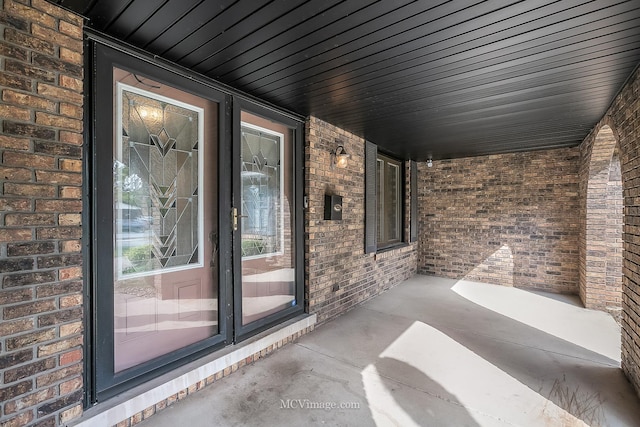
(377, 153, 403, 248)
(364, 141, 406, 253)
(233, 105, 304, 340)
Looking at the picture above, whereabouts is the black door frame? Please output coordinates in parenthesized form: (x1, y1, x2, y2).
(89, 42, 232, 402)
(84, 36, 305, 405)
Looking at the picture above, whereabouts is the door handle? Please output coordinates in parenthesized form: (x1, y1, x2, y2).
(232, 208, 248, 231)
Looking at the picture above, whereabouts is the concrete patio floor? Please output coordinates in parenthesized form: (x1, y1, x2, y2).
(137, 275, 640, 426)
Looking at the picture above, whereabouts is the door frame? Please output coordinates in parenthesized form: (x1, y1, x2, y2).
(84, 36, 306, 406)
(231, 99, 305, 340)
(89, 42, 233, 401)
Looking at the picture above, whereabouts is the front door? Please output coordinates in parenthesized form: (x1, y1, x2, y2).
(91, 43, 303, 402)
(93, 45, 229, 399)
(111, 71, 219, 372)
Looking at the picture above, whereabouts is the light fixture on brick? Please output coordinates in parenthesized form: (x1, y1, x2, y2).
(330, 140, 350, 169)
(427, 158, 433, 168)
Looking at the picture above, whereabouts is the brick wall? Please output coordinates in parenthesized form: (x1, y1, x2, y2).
(417, 148, 580, 294)
(578, 124, 623, 312)
(589, 65, 640, 396)
(0, 1, 84, 426)
(607, 149, 623, 311)
(305, 116, 417, 324)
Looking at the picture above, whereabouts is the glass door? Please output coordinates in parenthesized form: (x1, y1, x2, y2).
(93, 44, 229, 400)
(233, 107, 304, 339)
(91, 44, 303, 401)
(112, 71, 218, 372)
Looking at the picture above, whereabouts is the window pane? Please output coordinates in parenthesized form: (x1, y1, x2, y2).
(377, 159, 384, 241)
(115, 86, 200, 277)
(386, 162, 400, 241)
(240, 125, 282, 258)
(376, 154, 403, 248)
(240, 112, 296, 325)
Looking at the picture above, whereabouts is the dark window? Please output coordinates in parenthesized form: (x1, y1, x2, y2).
(377, 153, 403, 248)
(364, 141, 377, 254)
(364, 141, 406, 253)
(410, 160, 418, 242)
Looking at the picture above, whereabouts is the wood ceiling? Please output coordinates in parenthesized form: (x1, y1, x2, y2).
(50, 0, 640, 160)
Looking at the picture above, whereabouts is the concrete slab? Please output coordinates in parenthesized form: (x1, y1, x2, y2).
(137, 276, 640, 427)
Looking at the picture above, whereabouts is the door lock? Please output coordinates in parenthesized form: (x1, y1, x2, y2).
(232, 207, 248, 231)
(233, 207, 238, 231)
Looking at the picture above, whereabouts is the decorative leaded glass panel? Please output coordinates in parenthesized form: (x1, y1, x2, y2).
(115, 83, 204, 279)
(239, 112, 296, 326)
(240, 123, 284, 259)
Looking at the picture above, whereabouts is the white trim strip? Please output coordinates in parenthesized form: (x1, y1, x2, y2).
(71, 315, 316, 427)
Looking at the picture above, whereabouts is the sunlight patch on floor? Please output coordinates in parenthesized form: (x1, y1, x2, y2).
(451, 280, 620, 362)
(362, 364, 423, 427)
(362, 321, 589, 427)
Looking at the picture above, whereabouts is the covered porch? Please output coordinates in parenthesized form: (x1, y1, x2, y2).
(134, 275, 638, 426)
(2, 1, 640, 426)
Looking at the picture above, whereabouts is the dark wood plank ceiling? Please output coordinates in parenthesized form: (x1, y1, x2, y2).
(51, 0, 640, 160)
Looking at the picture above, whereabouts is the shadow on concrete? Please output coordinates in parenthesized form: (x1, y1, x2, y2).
(373, 356, 481, 426)
(302, 276, 640, 426)
(138, 276, 640, 426)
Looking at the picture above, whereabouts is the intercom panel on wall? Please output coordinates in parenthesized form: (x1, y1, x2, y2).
(324, 194, 343, 220)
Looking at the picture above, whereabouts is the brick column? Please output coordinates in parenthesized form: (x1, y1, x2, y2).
(0, 1, 84, 426)
(578, 124, 623, 313)
(574, 65, 640, 398)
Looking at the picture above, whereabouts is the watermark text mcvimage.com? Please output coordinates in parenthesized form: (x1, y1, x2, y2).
(280, 399, 361, 411)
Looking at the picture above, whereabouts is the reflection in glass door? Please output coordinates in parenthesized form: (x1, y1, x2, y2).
(94, 45, 301, 399)
(239, 112, 296, 326)
(112, 69, 218, 372)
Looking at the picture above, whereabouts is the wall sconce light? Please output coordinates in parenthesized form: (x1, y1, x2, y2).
(330, 144, 350, 169)
(427, 158, 433, 168)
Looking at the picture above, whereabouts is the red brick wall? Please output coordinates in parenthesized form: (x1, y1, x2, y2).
(0, 1, 84, 426)
(417, 148, 580, 294)
(305, 117, 417, 324)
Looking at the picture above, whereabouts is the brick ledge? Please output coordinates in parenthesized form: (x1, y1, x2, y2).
(68, 314, 317, 427)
